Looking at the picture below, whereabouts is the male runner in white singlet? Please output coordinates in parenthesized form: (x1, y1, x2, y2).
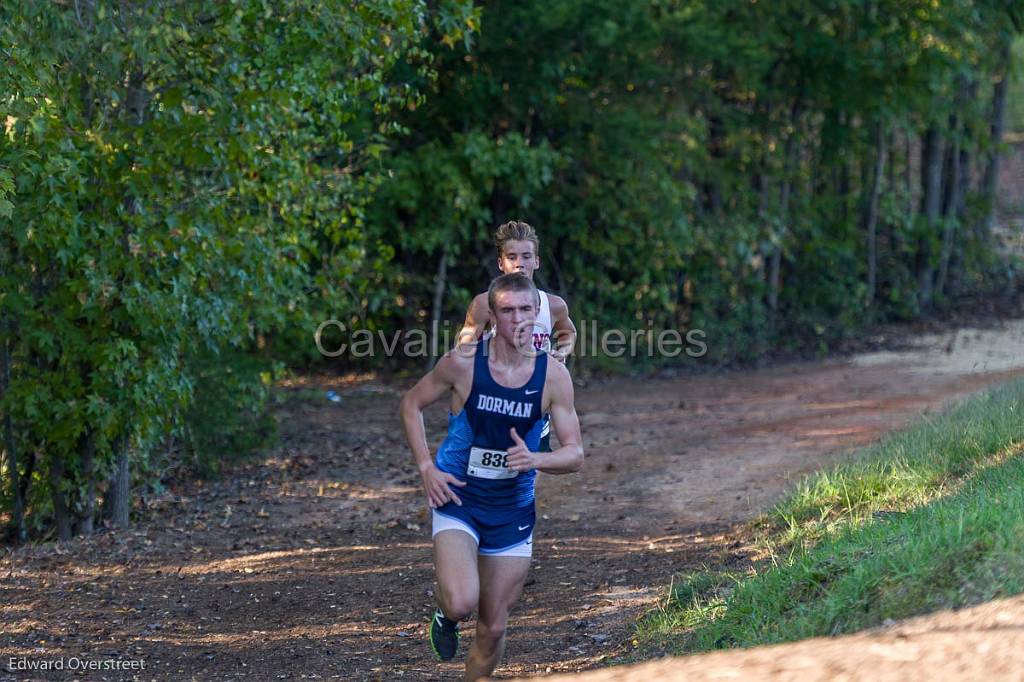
(459, 221, 576, 362)
(400, 273, 584, 681)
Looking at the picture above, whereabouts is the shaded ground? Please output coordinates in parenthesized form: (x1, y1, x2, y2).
(4, 319, 1024, 681)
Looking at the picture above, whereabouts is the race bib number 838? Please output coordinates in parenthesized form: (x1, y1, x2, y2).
(467, 447, 518, 480)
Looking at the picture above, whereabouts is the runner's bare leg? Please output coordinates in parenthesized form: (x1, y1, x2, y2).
(433, 530, 480, 621)
(465, 554, 531, 681)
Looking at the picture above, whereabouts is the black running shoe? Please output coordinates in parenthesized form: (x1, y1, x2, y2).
(429, 608, 459, 661)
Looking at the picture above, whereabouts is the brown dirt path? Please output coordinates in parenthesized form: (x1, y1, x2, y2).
(3, 320, 1024, 681)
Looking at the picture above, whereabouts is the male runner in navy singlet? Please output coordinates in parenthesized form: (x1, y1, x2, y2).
(400, 273, 584, 681)
(459, 220, 577, 453)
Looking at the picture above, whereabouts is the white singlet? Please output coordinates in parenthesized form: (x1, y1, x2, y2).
(532, 290, 552, 352)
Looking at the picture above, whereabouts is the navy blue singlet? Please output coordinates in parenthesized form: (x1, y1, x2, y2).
(435, 339, 548, 511)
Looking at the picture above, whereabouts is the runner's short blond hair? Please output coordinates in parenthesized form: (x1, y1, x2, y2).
(494, 220, 539, 256)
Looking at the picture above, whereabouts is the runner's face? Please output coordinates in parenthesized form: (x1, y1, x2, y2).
(497, 240, 539, 280)
(490, 289, 538, 351)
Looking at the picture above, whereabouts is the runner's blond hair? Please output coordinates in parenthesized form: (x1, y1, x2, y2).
(494, 220, 539, 256)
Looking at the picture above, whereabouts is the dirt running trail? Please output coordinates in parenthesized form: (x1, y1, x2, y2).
(3, 320, 1024, 681)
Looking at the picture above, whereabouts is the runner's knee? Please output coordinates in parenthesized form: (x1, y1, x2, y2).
(441, 593, 477, 622)
(475, 616, 508, 646)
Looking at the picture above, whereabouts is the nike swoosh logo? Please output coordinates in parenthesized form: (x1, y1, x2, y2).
(525, 389, 539, 395)
(518, 525, 531, 531)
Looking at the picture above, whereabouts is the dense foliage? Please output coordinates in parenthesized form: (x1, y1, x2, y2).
(1, 0, 1020, 540)
(0, 0, 476, 540)
(366, 0, 1023, 366)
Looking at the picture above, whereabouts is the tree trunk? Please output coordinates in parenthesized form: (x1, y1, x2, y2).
(979, 41, 1012, 243)
(836, 110, 851, 225)
(904, 127, 914, 232)
(956, 78, 978, 223)
(100, 63, 146, 532)
(891, 126, 912, 264)
(937, 111, 964, 299)
(2, 335, 25, 542)
(756, 168, 771, 289)
(110, 444, 131, 529)
(0, 237, 25, 542)
(948, 143, 972, 291)
(75, 430, 97, 536)
(917, 125, 943, 311)
(427, 241, 450, 371)
(956, 146, 971, 220)
(769, 101, 802, 314)
(935, 140, 960, 299)
(887, 130, 897, 194)
(865, 122, 888, 307)
(49, 457, 72, 542)
(768, 247, 782, 312)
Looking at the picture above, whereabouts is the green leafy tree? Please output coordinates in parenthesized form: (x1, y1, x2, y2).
(0, 0, 475, 540)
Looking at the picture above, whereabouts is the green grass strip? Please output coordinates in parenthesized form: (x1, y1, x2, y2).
(638, 378, 1024, 654)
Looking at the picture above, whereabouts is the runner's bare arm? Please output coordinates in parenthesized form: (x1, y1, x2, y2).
(549, 294, 577, 363)
(506, 362, 583, 475)
(456, 293, 490, 346)
(538, 361, 584, 472)
(399, 352, 470, 508)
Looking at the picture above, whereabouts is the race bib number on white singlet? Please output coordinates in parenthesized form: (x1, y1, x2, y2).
(467, 447, 518, 480)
